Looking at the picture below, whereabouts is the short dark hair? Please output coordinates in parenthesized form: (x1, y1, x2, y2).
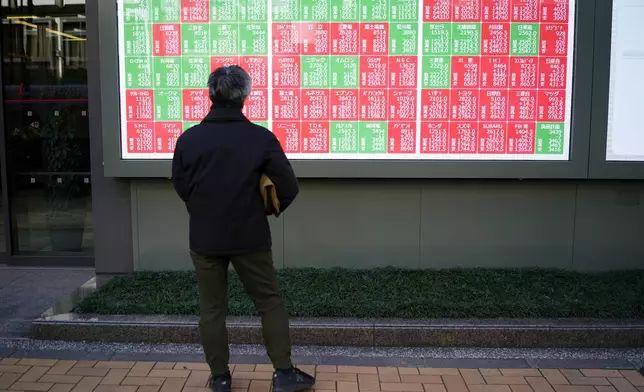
(207, 65, 252, 108)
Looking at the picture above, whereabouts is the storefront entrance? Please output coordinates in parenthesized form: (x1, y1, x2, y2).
(0, 0, 93, 266)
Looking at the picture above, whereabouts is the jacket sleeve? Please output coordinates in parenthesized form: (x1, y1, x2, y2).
(263, 134, 299, 212)
(171, 138, 190, 203)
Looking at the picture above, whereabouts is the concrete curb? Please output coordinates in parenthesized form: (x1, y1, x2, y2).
(32, 316, 644, 348)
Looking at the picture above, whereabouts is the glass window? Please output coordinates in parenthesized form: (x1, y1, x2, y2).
(1, 0, 92, 255)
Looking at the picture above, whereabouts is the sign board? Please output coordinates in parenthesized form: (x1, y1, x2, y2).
(117, 0, 576, 161)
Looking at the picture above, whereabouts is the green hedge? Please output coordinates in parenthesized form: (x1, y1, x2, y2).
(77, 268, 644, 318)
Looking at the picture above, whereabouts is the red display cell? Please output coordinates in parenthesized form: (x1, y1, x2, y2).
(211, 56, 239, 70)
(360, 23, 388, 55)
(331, 89, 359, 121)
(421, 89, 450, 121)
(452, 56, 480, 88)
(539, 57, 567, 89)
(181, 0, 209, 22)
(360, 90, 387, 121)
(127, 122, 155, 153)
(273, 23, 300, 54)
(301, 23, 330, 55)
(126, 90, 154, 121)
(273, 89, 301, 120)
(240, 56, 269, 88)
(302, 122, 330, 153)
(541, 0, 569, 23)
(451, 89, 479, 121)
(389, 56, 418, 88)
(155, 122, 182, 153)
(388, 90, 417, 121)
(273, 56, 301, 87)
(540, 23, 568, 56)
(449, 122, 478, 153)
(538, 90, 566, 122)
(388, 122, 416, 153)
(423, 0, 451, 21)
(483, 0, 510, 21)
(507, 122, 536, 153)
(510, 57, 537, 88)
(242, 89, 268, 121)
(302, 89, 330, 120)
(481, 57, 509, 88)
(480, 89, 509, 121)
(330, 23, 359, 55)
(482, 23, 510, 55)
(182, 89, 210, 121)
(511, 0, 538, 22)
(454, 0, 481, 21)
(360, 56, 388, 88)
(421, 122, 449, 153)
(153, 24, 181, 56)
(508, 90, 537, 121)
(479, 122, 506, 153)
(273, 122, 301, 153)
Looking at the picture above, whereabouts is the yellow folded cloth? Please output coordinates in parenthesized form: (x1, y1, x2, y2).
(259, 174, 280, 216)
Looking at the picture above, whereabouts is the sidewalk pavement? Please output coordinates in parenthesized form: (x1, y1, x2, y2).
(1, 358, 644, 392)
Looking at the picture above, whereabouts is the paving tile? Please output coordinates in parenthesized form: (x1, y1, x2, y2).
(0, 367, 30, 375)
(400, 376, 442, 384)
(423, 385, 447, 392)
(136, 386, 161, 392)
(186, 371, 210, 388)
(378, 368, 400, 383)
(442, 375, 468, 392)
(317, 366, 338, 374)
(8, 382, 54, 391)
(0, 374, 21, 390)
(621, 372, 644, 387)
(38, 375, 83, 384)
(580, 371, 622, 378)
(552, 386, 596, 392)
(316, 373, 358, 382)
(230, 372, 273, 381)
(528, 360, 634, 370)
(160, 377, 187, 392)
(50, 384, 75, 392)
(358, 374, 380, 391)
(153, 363, 176, 370)
(253, 365, 273, 373)
(484, 376, 528, 385)
(47, 361, 78, 376)
(468, 386, 512, 392)
(94, 386, 138, 392)
(502, 370, 542, 378)
(596, 387, 618, 392)
(380, 382, 424, 391)
(122, 377, 166, 386)
(149, 370, 190, 379)
(67, 367, 110, 378)
(312, 381, 336, 390)
(480, 370, 503, 377)
(610, 377, 639, 392)
(17, 367, 49, 383)
(459, 370, 484, 385)
(527, 377, 556, 392)
(248, 380, 271, 392)
(234, 366, 256, 372)
(0, 360, 20, 366)
(95, 362, 136, 370)
(183, 388, 211, 392)
(16, 361, 57, 368)
(175, 363, 210, 371)
(540, 371, 570, 386)
(100, 369, 129, 386)
(339, 367, 377, 375)
(336, 381, 358, 392)
(419, 370, 459, 377)
(510, 386, 534, 392)
(397, 369, 419, 376)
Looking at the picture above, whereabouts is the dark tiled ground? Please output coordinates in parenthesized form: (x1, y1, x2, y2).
(0, 267, 94, 337)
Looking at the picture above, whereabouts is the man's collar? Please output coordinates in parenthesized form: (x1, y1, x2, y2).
(201, 107, 249, 123)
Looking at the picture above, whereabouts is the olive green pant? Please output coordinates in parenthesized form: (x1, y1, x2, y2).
(191, 251, 292, 376)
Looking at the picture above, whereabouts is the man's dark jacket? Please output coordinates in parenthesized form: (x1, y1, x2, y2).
(171, 107, 299, 256)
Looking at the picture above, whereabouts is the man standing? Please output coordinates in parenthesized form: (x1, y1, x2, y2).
(171, 66, 315, 392)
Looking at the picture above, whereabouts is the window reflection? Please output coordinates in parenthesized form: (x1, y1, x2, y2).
(1, 0, 92, 255)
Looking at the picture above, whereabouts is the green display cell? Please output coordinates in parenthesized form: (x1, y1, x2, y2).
(511, 23, 539, 56)
(422, 23, 451, 55)
(123, 24, 152, 56)
(536, 123, 564, 155)
(151, 0, 180, 23)
(154, 57, 182, 88)
(155, 90, 183, 121)
(360, 0, 388, 21)
(239, 23, 268, 55)
(389, 0, 417, 21)
(182, 24, 210, 55)
(183, 122, 201, 131)
(359, 122, 387, 153)
(124, 57, 152, 89)
(421, 56, 450, 88)
(453, 23, 481, 55)
(123, 0, 150, 23)
(302, 57, 330, 88)
(211, 23, 240, 54)
(390, 23, 418, 55)
(182, 57, 211, 88)
(240, 0, 268, 21)
(331, 56, 359, 88)
(272, 0, 300, 21)
(331, 122, 359, 153)
(331, 0, 358, 21)
(211, 0, 238, 21)
(254, 121, 269, 128)
(302, 0, 330, 20)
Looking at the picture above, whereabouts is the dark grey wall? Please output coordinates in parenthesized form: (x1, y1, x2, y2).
(131, 179, 644, 271)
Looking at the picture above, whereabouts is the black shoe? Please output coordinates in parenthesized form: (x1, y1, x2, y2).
(272, 367, 315, 392)
(208, 371, 232, 392)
